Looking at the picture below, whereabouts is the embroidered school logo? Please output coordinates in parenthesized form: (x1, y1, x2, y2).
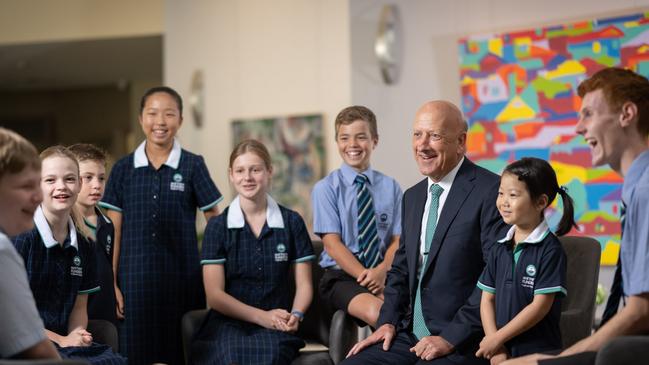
(71, 256, 83, 277)
(274, 243, 288, 262)
(378, 212, 389, 230)
(526, 264, 537, 277)
(170, 173, 185, 192)
(107, 235, 112, 244)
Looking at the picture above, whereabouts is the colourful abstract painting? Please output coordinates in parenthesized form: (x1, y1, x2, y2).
(232, 114, 326, 236)
(458, 12, 649, 265)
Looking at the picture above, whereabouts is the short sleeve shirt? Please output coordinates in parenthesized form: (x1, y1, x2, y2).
(0, 232, 46, 358)
(621, 149, 649, 296)
(99, 139, 222, 255)
(311, 164, 402, 268)
(201, 195, 315, 311)
(477, 221, 566, 356)
(12, 206, 99, 335)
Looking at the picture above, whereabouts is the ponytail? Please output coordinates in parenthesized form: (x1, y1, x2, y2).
(555, 186, 578, 236)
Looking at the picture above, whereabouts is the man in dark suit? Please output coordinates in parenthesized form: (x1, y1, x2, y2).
(343, 100, 507, 364)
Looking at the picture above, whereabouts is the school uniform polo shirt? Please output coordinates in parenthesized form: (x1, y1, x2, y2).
(201, 195, 315, 311)
(311, 163, 402, 268)
(12, 206, 99, 336)
(477, 220, 566, 356)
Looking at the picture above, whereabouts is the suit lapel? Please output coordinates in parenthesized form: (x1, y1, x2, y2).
(423, 159, 476, 277)
(408, 179, 428, 289)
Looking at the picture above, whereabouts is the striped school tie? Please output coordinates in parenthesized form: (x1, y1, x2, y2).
(601, 201, 626, 326)
(412, 183, 444, 339)
(355, 174, 380, 268)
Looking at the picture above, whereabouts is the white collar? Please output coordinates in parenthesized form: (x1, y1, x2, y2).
(427, 157, 464, 193)
(34, 205, 78, 249)
(134, 139, 182, 169)
(498, 220, 550, 244)
(227, 194, 285, 229)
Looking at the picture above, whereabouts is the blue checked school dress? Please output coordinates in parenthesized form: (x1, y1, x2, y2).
(85, 207, 117, 326)
(100, 140, 222, 365)
(192, 196, 315, 365)
(12, 207, 126, 365)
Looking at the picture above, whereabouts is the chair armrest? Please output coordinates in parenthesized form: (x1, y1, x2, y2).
(328, 310, 358, 365)
(560, 308, 594, 348)
(87, 320, 118, 352)
(181, 309, 209, 365)
(595, 336, 649, 365)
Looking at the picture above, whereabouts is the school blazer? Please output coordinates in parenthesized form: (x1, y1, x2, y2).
(378, 158, 508, 350)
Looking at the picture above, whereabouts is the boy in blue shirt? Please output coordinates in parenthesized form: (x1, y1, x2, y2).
(312, 105, 402, 327)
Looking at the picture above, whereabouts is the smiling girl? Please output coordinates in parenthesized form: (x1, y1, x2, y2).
(99, 86, 223, 365)
(192, 139, 315, 365)
(475, 157, 576, 364)
(12, 146, 125, 364)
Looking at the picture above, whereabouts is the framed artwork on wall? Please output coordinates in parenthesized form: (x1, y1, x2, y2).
(232, 114, 326, 236)
(458, 12, 649, 265)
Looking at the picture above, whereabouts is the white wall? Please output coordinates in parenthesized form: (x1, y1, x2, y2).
(0, 0, 163, 45)
(165, 0, 351, 204)
(350, 0, 649, 188)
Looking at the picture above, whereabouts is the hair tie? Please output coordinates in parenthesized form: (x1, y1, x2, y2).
(558, 185, 568, 193)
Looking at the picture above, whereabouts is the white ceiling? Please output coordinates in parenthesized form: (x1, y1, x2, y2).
(0, 35, 162, 91)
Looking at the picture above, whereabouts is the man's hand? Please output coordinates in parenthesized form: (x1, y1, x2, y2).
(409, 335, 454, 360)
(357, 266, 387, 295)
(347, 324, 396, 357)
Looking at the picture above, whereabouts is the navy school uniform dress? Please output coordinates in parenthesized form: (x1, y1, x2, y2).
(99, 139, 223, 365)
(192, 195, 316, 365)
(476, 220, 567, 357)
(12, 206, 126, 365)
(84, 207, 117, 326)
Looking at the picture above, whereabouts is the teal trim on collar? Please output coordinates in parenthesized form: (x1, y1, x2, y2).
(34, 205, 78, 250)
(226, 195, 284, 229)
(98, 201, 122, 212)
(133, 139, 182, 169)
(83, 218, 97, 230)
(497, 220, 550, 245)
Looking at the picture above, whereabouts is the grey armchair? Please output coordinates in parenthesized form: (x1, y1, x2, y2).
(182, 240, 358, 365)
(558, 235, 601, 348)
